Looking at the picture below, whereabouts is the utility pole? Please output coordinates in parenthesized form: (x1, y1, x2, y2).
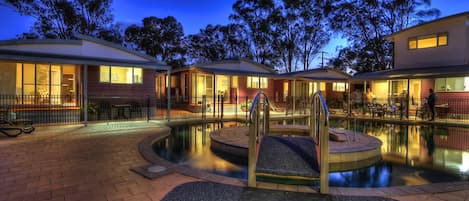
(320, 51, 326, 69)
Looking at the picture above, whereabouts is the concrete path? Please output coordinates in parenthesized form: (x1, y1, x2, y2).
(0, 121, 468, 201)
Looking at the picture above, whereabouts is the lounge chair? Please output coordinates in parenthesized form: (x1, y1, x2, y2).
(0, 118, 35, 137)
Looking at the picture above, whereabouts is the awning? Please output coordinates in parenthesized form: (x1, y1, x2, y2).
(352, 65, 469, 80)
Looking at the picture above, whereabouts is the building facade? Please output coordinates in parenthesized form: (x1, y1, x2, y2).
(0, 34, 170, 123)
(353, 12, 469, 119)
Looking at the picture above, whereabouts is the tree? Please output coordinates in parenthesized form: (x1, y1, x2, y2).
(186, 23, 251, 64)
(125, 16, 186, 67)
(230, 0, 332, 72)
(2, 0, 120, 41)
(230, 0, 280, 68)
(329, 0, 440, 73)
(277, 0, 331, 72)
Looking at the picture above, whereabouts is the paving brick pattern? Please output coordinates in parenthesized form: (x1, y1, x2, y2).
(0, 122, 199, 201)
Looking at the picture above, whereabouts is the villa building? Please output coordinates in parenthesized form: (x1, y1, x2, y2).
(0, 34, 170, 123)
(156, 58, 350, 114)
(352, 11, 469, 118)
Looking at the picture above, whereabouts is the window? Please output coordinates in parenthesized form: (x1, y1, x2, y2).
(231, 76, 238, 88)
(408, 33, 448, 49)
(332, 82, 347, 92)
(435, 77, 469, 92)
(5, 62, 77, 105)
(247, 76, 268, 88)
(99, 66, 143, 84)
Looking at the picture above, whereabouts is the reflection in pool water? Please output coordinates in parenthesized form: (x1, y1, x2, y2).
(153, 120, 467, 187)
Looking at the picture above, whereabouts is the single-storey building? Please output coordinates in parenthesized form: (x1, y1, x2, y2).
(0, 34, 170, 123)
(156, 58, 351, 115)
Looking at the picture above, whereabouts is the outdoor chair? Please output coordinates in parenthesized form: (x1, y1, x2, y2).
(0, 118, 35, 137)
(369, 103, 384, 118)
(269, 101, 285, 113)
(383, 104, 397, 118)
(415, 102, 430, 120)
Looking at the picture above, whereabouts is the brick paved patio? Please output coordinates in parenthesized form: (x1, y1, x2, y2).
(0, 122, 200, 201)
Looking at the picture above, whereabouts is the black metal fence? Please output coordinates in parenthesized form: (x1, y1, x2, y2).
(2, 93, 468, 125)
(349, 96, 467, 122)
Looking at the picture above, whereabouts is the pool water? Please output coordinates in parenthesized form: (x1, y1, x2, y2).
(153, 121, 468, 187)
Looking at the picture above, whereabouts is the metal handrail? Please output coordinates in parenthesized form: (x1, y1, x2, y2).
(248, 90, 270, 187)
(310, 91, 329, 194)
(248, 91, 270, 138)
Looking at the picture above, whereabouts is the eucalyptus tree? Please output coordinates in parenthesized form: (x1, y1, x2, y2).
(230, 0, 280, 68)
(125, 16, 186, 67)
(187, 23, 251, 64)
(329, 0, 440, 73)
(2, 0, 119, 41)
(280, 0, 331, 72)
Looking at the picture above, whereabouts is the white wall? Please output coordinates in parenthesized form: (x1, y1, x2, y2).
(393, 15, 469, 69)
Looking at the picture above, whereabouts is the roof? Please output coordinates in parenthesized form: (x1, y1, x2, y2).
(170, 58, 277, 75)
(280, 68, 351, 81)
(0, 33, 169, 70)
(386, 11, 469, 41)
(0, 49, 169, 70)
(193, 58, 277, 74)
(171, 66, 276, 77)
(351, 65, 469, 80)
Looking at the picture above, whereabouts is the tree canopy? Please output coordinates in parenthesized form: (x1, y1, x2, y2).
(2, 0, 121, 42)
(329, 0, 440, 73)
(2, 0, 442, 72)
(125, 16, 186, 68)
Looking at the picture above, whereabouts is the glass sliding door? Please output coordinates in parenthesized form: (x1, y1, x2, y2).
(191, 73, 214, 104)
(9, 63, 76, 105)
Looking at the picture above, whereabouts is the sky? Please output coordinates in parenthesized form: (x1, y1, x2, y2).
(0, 0, 468, 67)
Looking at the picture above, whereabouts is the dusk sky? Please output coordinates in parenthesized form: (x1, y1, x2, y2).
(0, 0, 468, 65)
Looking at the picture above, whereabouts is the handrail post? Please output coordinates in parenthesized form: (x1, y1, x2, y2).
(311, 91, 329, 194)
(248, 104, 257, 187)
(319, 109, 329, 194)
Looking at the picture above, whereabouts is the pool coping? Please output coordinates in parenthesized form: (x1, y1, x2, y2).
(138, 123, 469, 197)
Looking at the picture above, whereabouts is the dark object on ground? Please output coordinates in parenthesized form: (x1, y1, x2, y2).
(0, 119, 35, 137)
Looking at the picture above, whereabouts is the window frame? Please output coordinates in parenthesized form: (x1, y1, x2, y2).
(408, 32, 448, 50)
(246, 76, 268, 89)
(435, 77, 469, 92)
(332, 82, 348, 92)
(99, 65, 143, 84)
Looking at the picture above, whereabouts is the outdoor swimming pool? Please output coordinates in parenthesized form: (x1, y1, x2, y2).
(153, 120, 468, 187)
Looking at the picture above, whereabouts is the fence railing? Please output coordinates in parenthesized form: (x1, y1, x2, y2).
(2, 93, 469, 124)
(0, 94, 166, 124)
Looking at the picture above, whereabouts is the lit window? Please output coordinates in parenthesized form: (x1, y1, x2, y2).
(408, 32, 448, 49)
(133, 68, 143, 84)
(247, 76, 268, 89)
(435, 77, 469, 92)
(319, 82, 326, 91)
(417, 34, 437, 49)
(100, 66, 110, 82)
(99, 65, 143, 84)
(409, 38, 417, 49)
(438, 33, 447, 46)
(333, 82, 347, 92)
(231, 76, 238, 88)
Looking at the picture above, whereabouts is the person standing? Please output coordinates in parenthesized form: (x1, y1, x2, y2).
(427, 88, 436, 121)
